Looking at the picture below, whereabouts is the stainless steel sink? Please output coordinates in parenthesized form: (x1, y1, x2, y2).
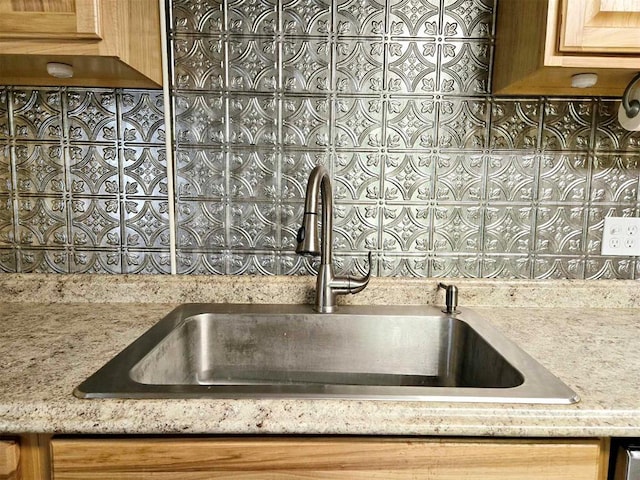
(75, 304, 578, 403)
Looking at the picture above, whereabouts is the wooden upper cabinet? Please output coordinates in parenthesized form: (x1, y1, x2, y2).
(560, 0, 640, 53)
(0, 0, 162, 88)
(0, 0, 100, 41)
(493, 0, 640, 96)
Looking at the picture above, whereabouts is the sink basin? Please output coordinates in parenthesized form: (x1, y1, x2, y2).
(75, 304, 578, 403)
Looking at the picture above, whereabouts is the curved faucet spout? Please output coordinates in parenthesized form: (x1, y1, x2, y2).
(296, 166, 372, 312)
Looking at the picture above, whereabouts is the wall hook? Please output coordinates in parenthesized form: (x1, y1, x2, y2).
(622, 72, 640, 119)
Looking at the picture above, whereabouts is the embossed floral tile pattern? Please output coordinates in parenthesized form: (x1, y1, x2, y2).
(0, 88, 170, 274)
(2, 0, 640, 279)
(169, 0, 640, 279)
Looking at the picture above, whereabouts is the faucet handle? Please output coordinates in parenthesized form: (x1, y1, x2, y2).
(365, 250, 373, 277)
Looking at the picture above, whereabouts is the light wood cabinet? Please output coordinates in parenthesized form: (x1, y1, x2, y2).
(493, 0, 640, 96)
(50, 437, 608, 480)
(560, 0, 640, 53)
(0, 1, 100, 41)
(18, 434, 51, 480)
(0, 0, 162, 88)
(0, 439, 19, 480)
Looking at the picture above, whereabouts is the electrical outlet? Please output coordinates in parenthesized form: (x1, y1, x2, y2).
(601, 217, 640, 256)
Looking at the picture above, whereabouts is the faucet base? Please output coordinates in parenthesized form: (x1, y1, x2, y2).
(314, 304, 337, 313)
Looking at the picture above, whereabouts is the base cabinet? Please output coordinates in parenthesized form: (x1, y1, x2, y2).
(0, 440, 18, 480)
(49, 437, 608, 480)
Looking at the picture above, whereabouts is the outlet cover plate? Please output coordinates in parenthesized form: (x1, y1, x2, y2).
(601, 217, 640, 256)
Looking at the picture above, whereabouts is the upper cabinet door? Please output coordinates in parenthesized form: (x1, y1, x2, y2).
(0, 0, 161, 88)
(560, 0, 640, 53)
(0, 0, 100, 40)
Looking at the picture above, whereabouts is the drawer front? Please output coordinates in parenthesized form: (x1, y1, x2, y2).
(51, 437, 605, 480)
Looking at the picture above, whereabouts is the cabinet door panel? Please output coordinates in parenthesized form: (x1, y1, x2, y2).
(560, 0, 640, 52)
(0, 440, 19, 480)
(0, 0, 100, 40)
(51, 437, 605, 480)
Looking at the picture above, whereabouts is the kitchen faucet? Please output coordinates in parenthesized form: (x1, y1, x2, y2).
(296, 165, 371, 313)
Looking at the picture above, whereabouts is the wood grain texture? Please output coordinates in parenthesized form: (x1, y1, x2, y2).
(0, 0, 161, 88)
(493, 0, 548, 94)
(18, 434, 51, 480)
(598, 438, 611, 480)
(0, 0, 75, 12)
(493, 0, 640, 95)
(0, 439, 19, 480)
(0, 0, 99, 39)
(51, 437, 605, 480)
(601, 0, 640, 11)
(560, 0, 640, 52)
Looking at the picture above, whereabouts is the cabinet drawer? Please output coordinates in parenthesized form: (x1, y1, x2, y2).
(51, 437, 606, 480)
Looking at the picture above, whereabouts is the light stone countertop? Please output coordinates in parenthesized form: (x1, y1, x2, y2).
(0, 274, 639, 437)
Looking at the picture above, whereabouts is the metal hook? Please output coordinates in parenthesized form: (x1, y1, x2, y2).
(622, 72, 640, 119)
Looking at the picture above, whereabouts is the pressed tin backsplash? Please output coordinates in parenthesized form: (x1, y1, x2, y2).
(1, 0, 640, 278)
(0, 89, 170, 274)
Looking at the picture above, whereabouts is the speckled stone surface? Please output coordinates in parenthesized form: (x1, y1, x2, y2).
(1, 274, 640, 437)
(2, 274, 640, 308)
